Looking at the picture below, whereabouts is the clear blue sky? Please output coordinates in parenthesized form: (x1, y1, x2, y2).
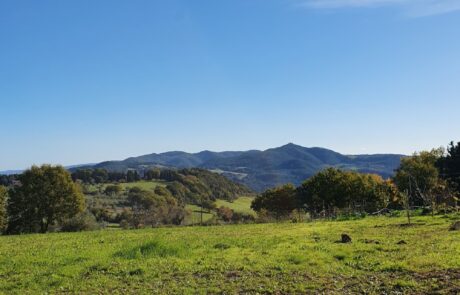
(1, 0, 460, 170)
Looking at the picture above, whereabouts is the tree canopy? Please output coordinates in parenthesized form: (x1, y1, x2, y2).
(124, 186, 187, 228)
(7, 165, 85, 234)
(393, 149, 444, 207)
(251, 184, 298, 218)
(0, 186, 7, 233)
(298, 168, 395, 216)
(251, 168, 397, 218)
(437, 141, 460, 192)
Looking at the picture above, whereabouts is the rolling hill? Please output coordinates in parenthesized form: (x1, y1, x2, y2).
(85, 143, 404, 192)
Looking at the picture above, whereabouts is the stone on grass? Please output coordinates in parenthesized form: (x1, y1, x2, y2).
(340, 234, 352, 243)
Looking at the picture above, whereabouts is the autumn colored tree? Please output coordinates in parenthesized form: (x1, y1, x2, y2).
(393, 149, 444, 211)
(217, 206, 234, 222)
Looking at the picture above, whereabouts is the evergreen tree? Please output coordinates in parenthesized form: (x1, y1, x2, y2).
(0, 186, 7, 233)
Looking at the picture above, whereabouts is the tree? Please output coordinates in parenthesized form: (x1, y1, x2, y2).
(251, 184, 298, 219)
(7, 165, 85, 234)
(104, 184, 122, 196)
(217, 206, 234, 222)
(126, 170, 140, 182)
(297, 168, 394, 217)
(72, 169, 94, 183)
(92, 169, 109, 183)
(144, 168, 161, 180)
(124, 187, 187, 228)
(108, 171, 127, 182)
(393, 149, 444, 212)
(0, 186, 7, 233)
(437, 141, 460, 193)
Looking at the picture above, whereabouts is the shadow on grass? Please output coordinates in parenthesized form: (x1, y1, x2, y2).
(114, 240, 186, 259)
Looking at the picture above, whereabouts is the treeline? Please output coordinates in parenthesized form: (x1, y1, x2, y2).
(0, 174, 17, 187)
(251, 141, 460, 220)
(71, 168, 141, 183)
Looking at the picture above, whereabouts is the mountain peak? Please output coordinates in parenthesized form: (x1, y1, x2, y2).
(277, 143, 303, 150)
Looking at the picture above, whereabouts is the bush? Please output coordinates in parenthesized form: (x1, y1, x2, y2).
(290, 209, 306, 223)
(60, 211, 101, 232)
(256, 209, 275, 223)
(217, 206, 233, 222)
(231, 212, 255, 224)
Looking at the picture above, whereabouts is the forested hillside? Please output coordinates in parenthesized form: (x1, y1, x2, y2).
(72, 167, 253, 205)
(81, 143, 403, 191)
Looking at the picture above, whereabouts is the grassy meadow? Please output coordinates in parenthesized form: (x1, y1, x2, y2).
(0, 214, 459, 294)
(184, 204, 215, 224)
(184, 197, 254, 225)
(215, 197, 256, 216)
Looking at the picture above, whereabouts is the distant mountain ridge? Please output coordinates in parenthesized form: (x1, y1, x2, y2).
(85, 143, 404, 192)
(0, 164, 94, 176)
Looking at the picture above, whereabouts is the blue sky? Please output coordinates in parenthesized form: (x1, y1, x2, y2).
(1, 0, 459, 170)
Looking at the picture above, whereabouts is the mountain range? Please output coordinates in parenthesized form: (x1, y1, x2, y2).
(82, 143, 404, 192)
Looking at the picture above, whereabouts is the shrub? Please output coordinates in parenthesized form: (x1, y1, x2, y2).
(60, 211, 101, 232)
(256, 209, 275, 223)
(231, 212, 255, 224)
(217, 206, 234, 222)
(290, 209, 306, 223)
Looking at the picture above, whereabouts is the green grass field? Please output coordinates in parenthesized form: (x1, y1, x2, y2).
(184, 197, 255, 225)
(184, 204, 215, 225)
(0, 215, 459, 294)
(215, 196, 256, 216)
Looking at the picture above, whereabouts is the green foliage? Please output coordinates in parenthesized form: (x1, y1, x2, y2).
(75, 167, 252, 206)
(103, 184, 122, 196)
(60, 211, 101, 232)
(124, 187, 187, 228)
(298, 168, 396, 216)
(144, 168, 161, 180)
(164, 168, 253, 205)
(6, 165, 85, 234)
(89, 143, 403, 192)
(0, 186, 7, 233)
(0, 215, 458, 294)
(126, 170, 140, 182)
(251, 184, 298, 218)
(393, 149, 444, 207)
(437, 141, 460, 193)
